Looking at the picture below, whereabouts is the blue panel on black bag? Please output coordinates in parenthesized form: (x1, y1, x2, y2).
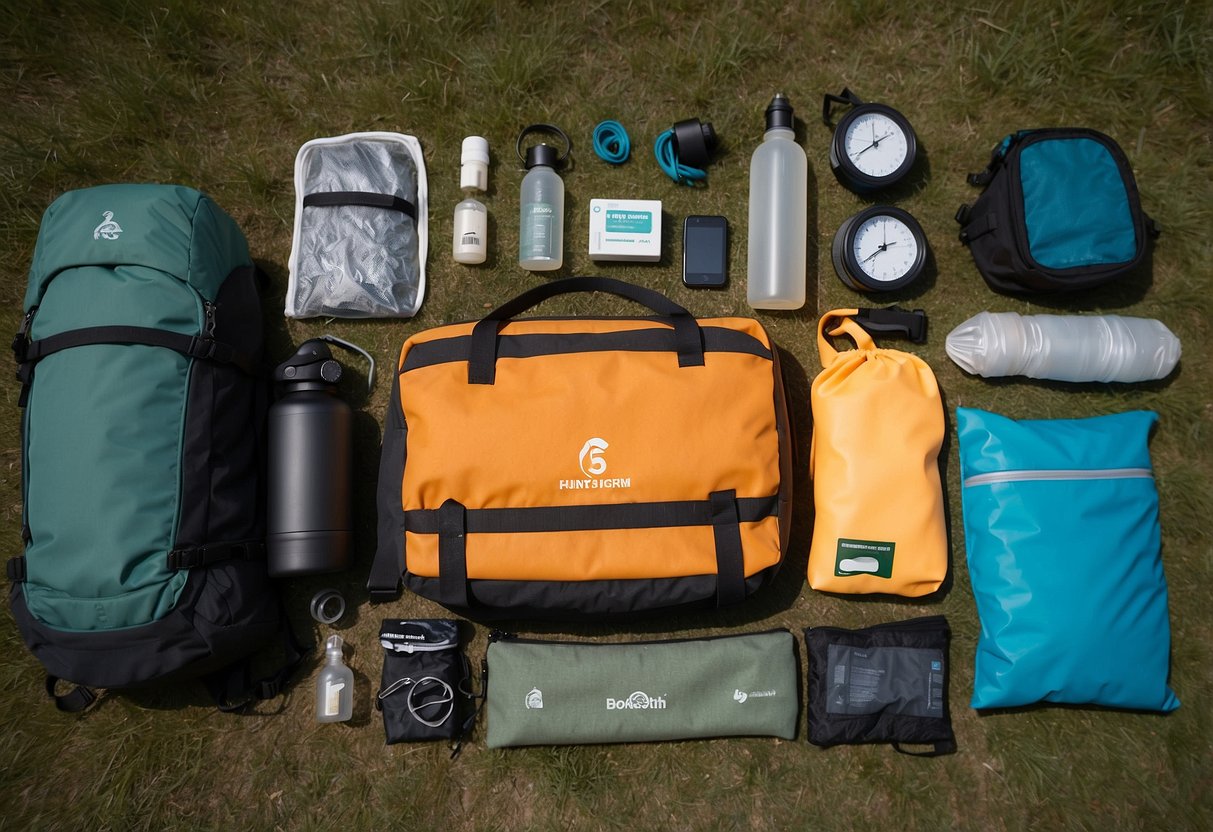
(957, 407, 1178, 713)
(1020, 138, 1137, 269)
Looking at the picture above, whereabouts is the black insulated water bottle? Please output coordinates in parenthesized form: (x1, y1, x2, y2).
(267, 336, 373, 578)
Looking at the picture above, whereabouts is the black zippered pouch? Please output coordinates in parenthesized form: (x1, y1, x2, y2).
(956, 128, 1158, 293)
(805, 616, 955, 756)
(376, 619, 471, 744)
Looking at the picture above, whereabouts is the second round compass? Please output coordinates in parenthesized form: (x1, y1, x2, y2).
(831, 206, 928, 292)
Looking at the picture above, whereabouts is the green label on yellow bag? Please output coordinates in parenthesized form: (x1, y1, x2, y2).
(835, 539, 895, 578)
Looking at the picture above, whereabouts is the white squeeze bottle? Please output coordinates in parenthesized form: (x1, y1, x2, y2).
(747, 94, 808, 310)
(315, 634, 353, 723)
(518, 141, 565, 271)
(452, 136, 489, 265)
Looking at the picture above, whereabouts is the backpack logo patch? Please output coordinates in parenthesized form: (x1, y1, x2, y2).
(525, 687, 544, 709)
(93, 210, 123, 241)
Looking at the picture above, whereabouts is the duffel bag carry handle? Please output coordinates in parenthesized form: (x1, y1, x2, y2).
(467, 276, 705, 384)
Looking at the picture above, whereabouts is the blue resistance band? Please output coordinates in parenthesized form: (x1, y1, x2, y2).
(592, 120, 631, 164)
(653, 129, 707, 186)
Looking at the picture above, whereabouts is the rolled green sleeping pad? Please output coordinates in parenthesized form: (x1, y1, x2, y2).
(486, 630, 799, 747)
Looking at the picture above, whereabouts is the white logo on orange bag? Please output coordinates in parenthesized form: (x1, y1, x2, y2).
(559, 437, 632, 491)
(578, 437, 609, 477)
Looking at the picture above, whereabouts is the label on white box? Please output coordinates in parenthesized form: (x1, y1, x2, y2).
(589, 199, 662, 261)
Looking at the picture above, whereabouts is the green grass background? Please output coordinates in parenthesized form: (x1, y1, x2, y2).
(2, 1, 1211, 829)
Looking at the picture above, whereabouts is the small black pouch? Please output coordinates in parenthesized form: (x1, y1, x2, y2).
(805, 615, 955, 756)
(377, 619, 469, 744)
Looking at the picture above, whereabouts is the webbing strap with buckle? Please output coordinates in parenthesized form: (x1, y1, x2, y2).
(167, 541, 265, 571)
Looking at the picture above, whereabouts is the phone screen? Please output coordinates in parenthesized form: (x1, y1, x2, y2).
(683, 217, 727, 286)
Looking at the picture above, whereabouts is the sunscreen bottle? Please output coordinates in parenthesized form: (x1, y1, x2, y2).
(453, 136, 489, 264)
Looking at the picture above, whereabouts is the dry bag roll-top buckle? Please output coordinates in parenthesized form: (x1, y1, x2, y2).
(854, 306, 928, 344)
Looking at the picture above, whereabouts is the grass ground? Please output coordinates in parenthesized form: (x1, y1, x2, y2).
(1, 1, 1211, 830)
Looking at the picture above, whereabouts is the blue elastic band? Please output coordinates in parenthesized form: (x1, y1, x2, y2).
(653, 129, 707, 186)
(592, 120, 631, 165)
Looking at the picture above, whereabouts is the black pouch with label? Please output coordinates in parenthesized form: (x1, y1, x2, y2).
(376, 619, 471, 744)
(805, 616, 955, 756)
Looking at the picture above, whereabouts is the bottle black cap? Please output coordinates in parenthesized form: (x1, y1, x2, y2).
(275, 340, 341, 386)
(764, 94, 794, 132)
(525, 143, 560, 169)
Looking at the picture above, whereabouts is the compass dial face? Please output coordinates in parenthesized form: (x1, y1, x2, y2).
(843, 112, 910, 179)
(852, 214, 920, 283)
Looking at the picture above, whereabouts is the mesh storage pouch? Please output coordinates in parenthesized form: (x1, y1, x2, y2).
(958, 408, 1179, 712)
(376, 619, 470, 743)
(805, 616, 955, 756)
(287, 132, 428, 318)
(485, 630, 799, 747)
(956, 128, 1158, 293)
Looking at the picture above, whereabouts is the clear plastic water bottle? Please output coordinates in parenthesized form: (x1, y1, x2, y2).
(747, 94, 809, 310)
(945, 311, 1181, 383)
(518, 143, 565, 271)
(315, 634, 354, 723)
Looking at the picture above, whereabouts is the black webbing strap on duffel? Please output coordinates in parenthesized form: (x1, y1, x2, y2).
(386, 490, 775, 610)
(303, 190, 417, 221)
(467, 276, 705, 385)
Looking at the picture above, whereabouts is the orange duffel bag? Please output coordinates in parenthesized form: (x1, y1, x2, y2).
(369, 277, 791, 618)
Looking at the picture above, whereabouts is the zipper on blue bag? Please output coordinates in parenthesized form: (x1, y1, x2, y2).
(963, 467, 1153, 488)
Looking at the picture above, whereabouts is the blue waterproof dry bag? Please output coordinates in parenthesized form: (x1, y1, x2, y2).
(957, 408, 1178, 712)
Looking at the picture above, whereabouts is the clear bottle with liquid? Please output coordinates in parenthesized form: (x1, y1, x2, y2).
(315, 634, 353, 723)
(453, 136, 489, 264)
(747, 94, 809, 310)
(518, 143, 564, 271)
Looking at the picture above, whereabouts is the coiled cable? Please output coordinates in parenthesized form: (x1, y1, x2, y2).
(653, 129, 708, 186)
(592, 120, 631, 164)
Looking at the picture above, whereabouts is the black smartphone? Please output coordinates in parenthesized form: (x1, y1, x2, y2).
(682, 215, 728, 288)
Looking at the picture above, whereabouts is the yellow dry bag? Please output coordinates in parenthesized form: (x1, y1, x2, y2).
(807, 309, 947, 596)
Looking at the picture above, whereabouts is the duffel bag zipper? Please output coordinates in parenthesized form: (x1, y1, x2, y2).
(963, 467, 1152, 488)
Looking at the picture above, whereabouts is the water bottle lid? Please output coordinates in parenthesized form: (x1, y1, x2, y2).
(516, 123, 571, 168)
(524, 143, 560, 169)
(764, 93, 795, 132)
(275, 340, 340, 386)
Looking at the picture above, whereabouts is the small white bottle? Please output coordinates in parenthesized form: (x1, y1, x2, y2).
(315, 634, 353, 723)
(453, 136, 489, 265)
(747, 94, 809, 309)
(519, 143, 564, 271)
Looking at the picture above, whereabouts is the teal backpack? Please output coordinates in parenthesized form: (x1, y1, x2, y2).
(9, 184, 305, 711)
